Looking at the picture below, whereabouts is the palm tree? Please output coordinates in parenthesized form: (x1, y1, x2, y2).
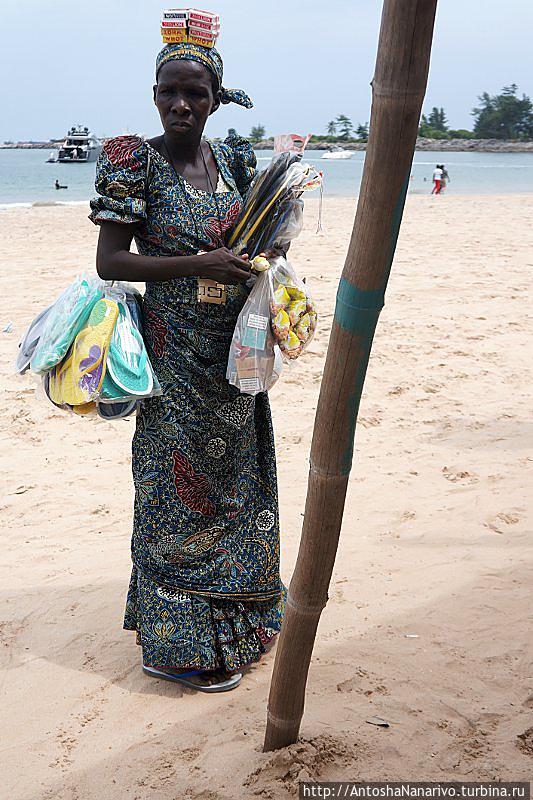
(335, 114, 354, 140)
(356, 123, 369, 142)
(249, 125, 266, 143)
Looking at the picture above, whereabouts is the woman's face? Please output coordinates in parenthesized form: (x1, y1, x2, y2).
(154, 59, 220, 140)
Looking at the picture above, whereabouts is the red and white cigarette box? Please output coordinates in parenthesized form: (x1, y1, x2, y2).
(189, 24, 218, 39)
(161, 19, 188, 28)
(189, 17, 220, 32)
(188, 8, 220, 25)
(188, 31, 217, 47)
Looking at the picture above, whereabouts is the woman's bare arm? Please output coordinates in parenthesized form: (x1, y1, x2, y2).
(95, 221, 252, 284)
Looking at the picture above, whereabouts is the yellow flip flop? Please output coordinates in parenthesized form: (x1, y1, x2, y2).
(72, 402, 97, 416)
(49, 297, 119, 406)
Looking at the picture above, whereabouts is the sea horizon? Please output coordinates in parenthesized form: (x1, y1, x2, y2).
(1, 148, 533, 206)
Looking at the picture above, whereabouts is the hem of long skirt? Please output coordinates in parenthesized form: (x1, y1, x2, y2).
(124, 575, 287, 671)
(124, 623, 280, 672)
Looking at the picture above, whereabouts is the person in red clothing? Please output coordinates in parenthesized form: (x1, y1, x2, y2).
(431, 164, 443, 194)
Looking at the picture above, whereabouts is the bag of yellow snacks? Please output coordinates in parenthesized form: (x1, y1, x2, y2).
(226, 256, 317, 395)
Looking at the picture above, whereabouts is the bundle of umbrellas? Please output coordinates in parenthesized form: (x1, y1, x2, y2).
(227, 152, 323, 259)
(226, 152, 323, 396)
(15, 276, 160, 420)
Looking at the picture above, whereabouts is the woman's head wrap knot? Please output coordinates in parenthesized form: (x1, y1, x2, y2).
(155, 43, 253, 109)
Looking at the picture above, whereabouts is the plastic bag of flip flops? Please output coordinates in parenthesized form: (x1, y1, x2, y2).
(226, 255, 317, 396)
(15, 276, 161, 420)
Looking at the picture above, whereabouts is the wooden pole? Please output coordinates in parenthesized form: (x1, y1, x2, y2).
(264, 0, 438, 752)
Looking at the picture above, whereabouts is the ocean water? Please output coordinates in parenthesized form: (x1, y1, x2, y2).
(0, 147, 532, 207)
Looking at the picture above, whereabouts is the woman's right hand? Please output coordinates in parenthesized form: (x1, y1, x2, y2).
(194, 248, 251, 284)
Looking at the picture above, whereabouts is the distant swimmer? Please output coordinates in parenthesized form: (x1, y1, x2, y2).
(55, 180, 68, 190)
(431, 164, 443, 194)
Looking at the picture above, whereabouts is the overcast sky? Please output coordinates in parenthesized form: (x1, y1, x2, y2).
(1, 0, 531, 141)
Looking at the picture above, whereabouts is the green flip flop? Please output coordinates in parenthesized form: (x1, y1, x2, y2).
(106, 300, 153, 397)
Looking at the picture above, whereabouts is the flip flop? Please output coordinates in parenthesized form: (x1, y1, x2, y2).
(142, 664, 243, 692)
(106, 301, 153, 397)
(97, 295, 158, 416)
(125, 292, 143, 332)
(48, 297, 119, 406)
(14, 302, 55, 374)
(99, 365, 132, 401)
(42, 371, 66, 410)
(31, 277, 102, 374)
(72, 402, 97, 416)
(126, 295, 162, 397)
(96, 398, 138, 420)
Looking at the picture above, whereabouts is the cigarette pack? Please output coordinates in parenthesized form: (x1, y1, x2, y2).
(161, 19, 188, 28)
(188, 8, 220, 24)
(161, 27, 188, 43)
(189, 17, 220, 32)
(235, 356, 274, 381)
(188, 24, 218, 39)
(162, 9, 189, 20)
(188, 32, 217, 47)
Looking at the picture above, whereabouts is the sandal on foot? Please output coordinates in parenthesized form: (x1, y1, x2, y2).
(142, 664, 242, 693)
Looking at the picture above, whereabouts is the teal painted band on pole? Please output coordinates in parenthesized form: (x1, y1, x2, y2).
(385, 173, 411, 283)
(332, 281, 384, 472)
(334, 279, 384, 335)
(333, 171, 411, 472)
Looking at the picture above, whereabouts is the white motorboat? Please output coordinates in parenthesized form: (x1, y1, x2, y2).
(46, 150, 58, 163)
(322, 145, 353, 160)
(57, 126, 102, 163)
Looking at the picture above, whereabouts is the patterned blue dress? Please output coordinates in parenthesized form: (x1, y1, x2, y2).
(90, 135, 285, 671)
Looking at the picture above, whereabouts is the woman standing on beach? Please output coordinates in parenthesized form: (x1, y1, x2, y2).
(89, 36, 285, 692)
(431, 163, 443, 194)
(440, 164, 450, 192)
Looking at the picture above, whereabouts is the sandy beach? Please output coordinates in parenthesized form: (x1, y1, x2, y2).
(1, 194, 531, 798)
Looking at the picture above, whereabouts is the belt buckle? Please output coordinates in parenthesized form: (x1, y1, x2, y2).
(197, 278, 227, 305)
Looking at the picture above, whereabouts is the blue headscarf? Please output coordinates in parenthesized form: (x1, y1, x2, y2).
(155, 43, 253, 109)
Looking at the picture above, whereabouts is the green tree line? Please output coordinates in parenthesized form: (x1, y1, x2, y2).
(243, 85, 533, 144)
(419, 85, 533, 140)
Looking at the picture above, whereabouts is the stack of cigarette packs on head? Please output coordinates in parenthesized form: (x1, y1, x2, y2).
(161, 8, 220, 47)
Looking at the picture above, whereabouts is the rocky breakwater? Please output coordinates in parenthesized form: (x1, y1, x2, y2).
(415, 138, 533, 152)
(254, 138, 533, 153)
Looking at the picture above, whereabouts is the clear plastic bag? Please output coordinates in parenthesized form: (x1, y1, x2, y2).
(14, 301, 55, 374)
(227, 256, 317, 395)
(18, 274, 161, 419)
(273, 198, 304, 251)
(268, 257, 317, 360)
(44, 283, 162, 414)
(30, 275, 104, 374)
(226, 269, 276, 395)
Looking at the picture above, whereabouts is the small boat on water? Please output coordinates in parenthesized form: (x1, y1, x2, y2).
(57, 126, 102, 163)
(322, 145, 353, 160)
(46, 150, 58, 163)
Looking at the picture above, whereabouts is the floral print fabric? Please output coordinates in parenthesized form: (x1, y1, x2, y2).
(124, 567, 286, 670)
